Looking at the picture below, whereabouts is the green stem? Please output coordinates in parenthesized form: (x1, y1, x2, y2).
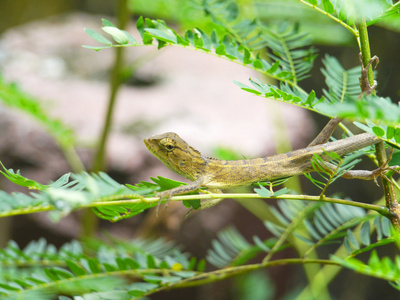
(60, 144, 85, 173)
(357, 21, 374, 87)
(141, 258, 339, 298)
(357, 20, 400, 231)
(1, 193, 392, 219)
(92, 0, 130, 173)
(82, 0, 131, 238)
(297, 0, 358, 36)
(375, 142, 400, 230)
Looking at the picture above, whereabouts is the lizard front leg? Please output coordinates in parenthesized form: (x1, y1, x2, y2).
(156, 178, 204, 214)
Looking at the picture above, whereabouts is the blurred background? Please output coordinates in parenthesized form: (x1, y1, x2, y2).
(0, 0, 399, 299)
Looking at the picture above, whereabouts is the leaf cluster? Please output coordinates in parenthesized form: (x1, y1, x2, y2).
(0, 237, 204, 299)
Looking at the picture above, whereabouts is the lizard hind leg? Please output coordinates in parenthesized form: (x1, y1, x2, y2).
(198, 188, 224, 210)
(185, 188, 224, 218)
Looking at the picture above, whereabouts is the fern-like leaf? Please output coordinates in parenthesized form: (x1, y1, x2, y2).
(0, 238, 202, 299)
(321, 54, 361, 102)
(263, 22, 317, 83)
(264, 199, 394, 258)
(0, 162, 185, 220)
(332, 250, 400, 284)
(206, 227, 278, 268)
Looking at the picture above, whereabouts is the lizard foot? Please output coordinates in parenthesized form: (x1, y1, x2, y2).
(370, 149, 399, 185)
(155, 190, 173, 216)
(358, 53, 379, 96)
(359, 52, 379, 72)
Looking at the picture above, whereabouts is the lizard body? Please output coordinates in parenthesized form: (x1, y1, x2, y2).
(144, 132, 380, 199)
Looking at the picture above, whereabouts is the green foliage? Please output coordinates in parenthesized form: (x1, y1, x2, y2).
(234, 271, 275, 300)
(0, 76, 75, 147)
(263, 199, 394, 257)
(85, 15, 316, 85)
(302, 0, 398, 29)
(305, 151, 367, 191)
(0, 238, 201, 299)
(0, 161, 177, 220)
(83, 5, 400, 136)
(332, 250, 400, 284)
(321, 54, 361, 102)
(206, 227, 276, 267)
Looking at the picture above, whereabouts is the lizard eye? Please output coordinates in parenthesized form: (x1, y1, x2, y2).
(160, 138, 175, 151)
(165, 144, 174, 151)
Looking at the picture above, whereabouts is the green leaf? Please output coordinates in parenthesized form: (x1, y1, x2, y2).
(84, 28, 112, 45)
(0, 283, 21, 291)
(125, 258, 140, 270)
(44, 268, 60, 281)
(360, 221, 371, 246)
(147, 254, 157, 268)
(102, 26, 130, 44)
(253, 236, 270, 252)
(254, 185, 271, 197)
(322, 0, 335, 13)
(389, 151, 400, 167)
(215, 44, 226, 55)
(372, 126, 385, 137)
(128, 282, 158, 296)
(88, 258, 101, 274)
(66, 260, 86, 276)
(151, 176, 186, 192)
(136, 16, 145, 36)
(183, 199, 201, 209)
(272, 188, 290, 197)
(395, 128, 400, 144)
(82, 45, 112, 51)
(253, 59, 263, 69)
(197, 259, 206, 272)
(143, 275, 164, 283)
(102, 18, 116, 27)
(0, 161, 46, 190)
(321, 54, 361, 102)
(144, 28, 178, 44)
(305, 90, 316, 106)
(268, 61, 280, 73)
(173, 271, 196, 278)
(386, 126, 395, 139)
(346, 229, 360, 250)
(122, 30, 137, 44)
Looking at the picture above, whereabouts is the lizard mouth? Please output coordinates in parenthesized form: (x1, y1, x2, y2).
(143, 138, 153, 149)
(143, 138, 159, 156)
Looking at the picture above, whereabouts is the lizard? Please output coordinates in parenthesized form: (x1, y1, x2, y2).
(144, 130, 385, 209)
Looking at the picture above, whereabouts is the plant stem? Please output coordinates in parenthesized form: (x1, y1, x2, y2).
(2, 193, 391, 219)
(60, 144, 85, 173)
(375, 142, 400, 230)
(92, 0, 130, 173)
(82, 0, 131, 238)
(357, 20, 400, 231)
(357, 21, 374, 87)
(141, 258, 340, 298)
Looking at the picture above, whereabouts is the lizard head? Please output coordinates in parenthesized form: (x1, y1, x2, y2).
(144, 132, 206, 181)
